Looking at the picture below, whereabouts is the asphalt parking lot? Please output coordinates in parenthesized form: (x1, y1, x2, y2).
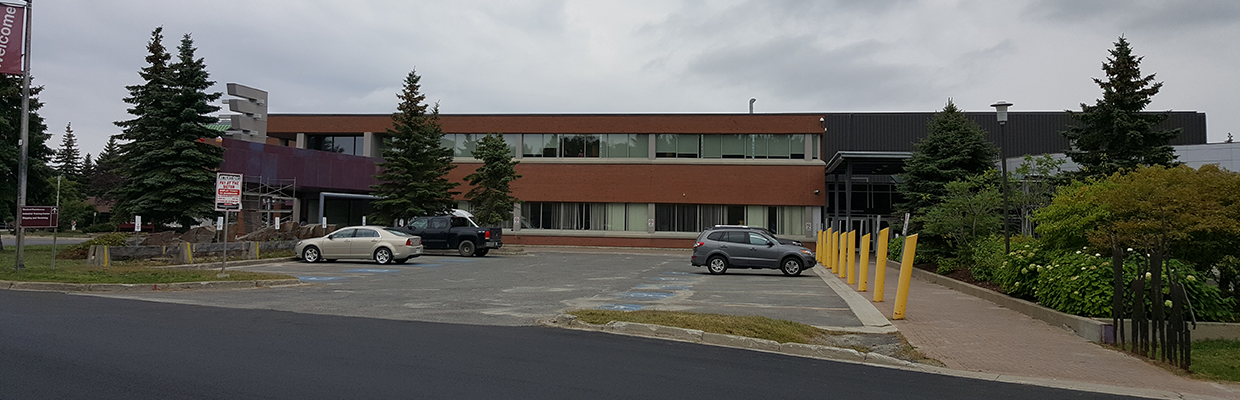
(92, 248, 862, 328)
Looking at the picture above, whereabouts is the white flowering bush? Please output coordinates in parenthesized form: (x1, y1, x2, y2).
(1035, 250, 1116, 317)
(991, 236, 1045, 299)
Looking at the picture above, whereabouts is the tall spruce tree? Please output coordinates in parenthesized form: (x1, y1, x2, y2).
(371, 69, 459, 225)
(0, 74, 54, 232)
(112, 28, 224, 229)
(54, 122, 83, 181)
(463, 133, 521, 226)
(1062, 36, 1179, 179)
(896, 100, 999, 218)
(80, 153, 94, 180)
(87, 136, 123, 198)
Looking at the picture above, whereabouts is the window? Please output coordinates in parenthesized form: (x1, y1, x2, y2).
(356, 229, 380, 238)
(561, 134, 601, 157)
(747, 232, 769, 246)
(429, 219, 449, 229)
(656, 134, 701, 158)
(409, 219, 429, 229)
(602, 134, 648, 158)
(790, 134, 806, 159)
(310, 135, 364, 156)
(330, 228, 357, 239)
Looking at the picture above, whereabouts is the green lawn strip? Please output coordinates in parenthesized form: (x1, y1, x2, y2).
(1191, 339, 1240, 382)
(568, 309, 825, 344)
(0, 245, 293, 284)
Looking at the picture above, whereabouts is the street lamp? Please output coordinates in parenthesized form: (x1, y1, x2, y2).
(991, 101, 1013, 255)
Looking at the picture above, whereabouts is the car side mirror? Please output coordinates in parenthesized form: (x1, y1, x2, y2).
(327, 235, 334, 240)
(766, 241, 775, 247)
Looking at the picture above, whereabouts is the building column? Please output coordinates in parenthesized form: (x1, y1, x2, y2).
(295, 133, 307, 149)
(648, 135, 656, 160)
(362, 132, 376, 158)
(512, 203, 521, 231)
(646, 203, 656, 233)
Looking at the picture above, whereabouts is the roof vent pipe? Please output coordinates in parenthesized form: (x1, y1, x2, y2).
(749, 98, 756, 114)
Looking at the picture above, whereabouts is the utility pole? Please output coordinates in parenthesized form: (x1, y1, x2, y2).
(14, 1, 32, 271)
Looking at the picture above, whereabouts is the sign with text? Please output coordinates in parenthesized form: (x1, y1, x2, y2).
(0, 5, 26, 76)
(19, 206, 57, 228)
(215, 173, 243, 211)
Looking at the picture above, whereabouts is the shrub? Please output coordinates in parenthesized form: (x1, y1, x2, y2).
(992, 236, 1047, 299)
(57, 232, 131, 259)
(1033, 250, 1237, 322)
(967, 235, 1004, 282)
(83, 222, 118, 233)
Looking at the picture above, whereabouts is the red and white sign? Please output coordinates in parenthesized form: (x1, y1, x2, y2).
(0, 5, 26, 76)
(215, 173, 243, 211)
(19, 206, 57, 228)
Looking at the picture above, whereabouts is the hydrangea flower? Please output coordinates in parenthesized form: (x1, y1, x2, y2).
(1187, 275, 1196, 282)
(1145, 272, 1152, 280)
(1164, 300, 1173, 308)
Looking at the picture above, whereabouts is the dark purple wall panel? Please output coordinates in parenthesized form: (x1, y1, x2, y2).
(219, 138, 380, 193)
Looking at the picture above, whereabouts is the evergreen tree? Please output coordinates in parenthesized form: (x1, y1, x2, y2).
(371, 69, 459, 224)
(896, 100, 999, 218)
(112, 28, 224, 229)
(1062, 36, 1179, 179)
(0, 74, 54, 230)
(463, 133, 521, 226)
(87, 136, 124, 198)
(53, 122, 83, 181)
(80, 153, 94, 181)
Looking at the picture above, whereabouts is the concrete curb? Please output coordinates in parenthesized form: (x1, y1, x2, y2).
(1, 278, 303, 293)
(537, 313, 1231, 400)
(537, 314, 920, 369)
(811, 266, 898, 334)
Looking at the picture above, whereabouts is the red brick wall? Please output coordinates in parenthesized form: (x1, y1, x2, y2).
(448, 162, 825, 206)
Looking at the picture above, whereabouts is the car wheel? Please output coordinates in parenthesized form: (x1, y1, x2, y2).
(458, 240, 476, 257)
(781, 258, 804, 276)
(374, 248, 393, 264)
(706, 255, 728, 275)
(302, 246, 321, 263)
(475, 248, 489, 257)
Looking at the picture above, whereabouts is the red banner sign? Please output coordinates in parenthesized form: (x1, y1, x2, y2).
(215, 172, 243, 211)
(0, 5, 24, 76)
(19, 206, 58, 228)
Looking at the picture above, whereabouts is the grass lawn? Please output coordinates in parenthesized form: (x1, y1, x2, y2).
(1192, 339, 1240, 382)
(0, 244, 294, 284)
(569, 309, 835, 345)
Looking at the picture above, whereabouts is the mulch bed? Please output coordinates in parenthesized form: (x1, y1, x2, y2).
(912, 263, 1006, 293)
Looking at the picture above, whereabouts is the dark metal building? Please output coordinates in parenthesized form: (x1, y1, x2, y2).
(820, 111, 1207, 234)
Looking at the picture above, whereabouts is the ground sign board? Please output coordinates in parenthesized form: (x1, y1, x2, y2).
(215, 173, 243, 211)
(19, 206, 58, 228)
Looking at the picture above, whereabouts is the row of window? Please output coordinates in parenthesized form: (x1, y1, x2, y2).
(479, 202, 807, 235)
(311, 133, 821, 160)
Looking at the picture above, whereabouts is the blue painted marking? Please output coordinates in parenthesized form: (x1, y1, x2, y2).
(633, 284, 692, 290)
(297, 276, 345, 282)
(432, 258, 477, 263)
(646, 277, 684, 281)
(598, 304, 644, 311)
(407, 264, 443, 267)
(345, 268, 399, 273)
(663, 271, 694, 275)
(618, 292, 674, 300)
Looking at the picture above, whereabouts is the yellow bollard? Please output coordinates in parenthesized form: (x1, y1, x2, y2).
(828, 229, 837, 273)
(837, 231, 847, 278)
(892, 234, 919, 320)
(846, 230, 856, 285)
(819, 230, 827, 265)
(858, 233, 871, 292)
(874, 228, 890, 302)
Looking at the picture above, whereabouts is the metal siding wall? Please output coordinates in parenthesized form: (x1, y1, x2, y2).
(823, 111, 1207, 157)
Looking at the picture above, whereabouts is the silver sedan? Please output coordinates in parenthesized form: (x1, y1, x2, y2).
(295, 226, 424, 264)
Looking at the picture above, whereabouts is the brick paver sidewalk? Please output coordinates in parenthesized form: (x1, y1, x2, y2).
(828, 259, 1240, 399)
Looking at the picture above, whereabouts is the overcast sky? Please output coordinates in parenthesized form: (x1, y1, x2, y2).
(32, 0, 1240, 157)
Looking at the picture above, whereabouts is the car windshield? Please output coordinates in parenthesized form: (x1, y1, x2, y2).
(384, 228, 413, 237)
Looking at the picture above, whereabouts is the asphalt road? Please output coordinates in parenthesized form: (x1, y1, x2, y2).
(92, 250, 861, 328)
(0, 290, 1135, 399)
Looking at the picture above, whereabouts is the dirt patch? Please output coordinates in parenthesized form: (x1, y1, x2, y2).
(913, 263, 1006, 294)
(808, 331, 944, 366)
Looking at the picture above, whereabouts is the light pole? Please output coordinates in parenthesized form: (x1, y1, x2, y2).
(991, 101, 1012, 254)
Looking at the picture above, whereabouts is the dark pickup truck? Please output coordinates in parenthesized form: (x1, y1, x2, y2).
(395, 215, 502, 256)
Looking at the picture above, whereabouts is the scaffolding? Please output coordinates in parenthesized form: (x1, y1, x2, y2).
(239, 176, 296, 232)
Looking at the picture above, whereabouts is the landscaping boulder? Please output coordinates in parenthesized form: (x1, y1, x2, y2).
(181, 226, 216, 243)
(141, 231, 179, 246)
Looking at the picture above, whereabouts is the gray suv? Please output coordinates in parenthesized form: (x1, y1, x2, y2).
(691, 226, 817, 276)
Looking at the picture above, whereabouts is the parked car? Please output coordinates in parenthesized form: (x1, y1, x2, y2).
(296, 226, 424, 264)
(710, 225, 804, 247)
(691, 226, 817, 276)
(393, 210, 502, 257)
